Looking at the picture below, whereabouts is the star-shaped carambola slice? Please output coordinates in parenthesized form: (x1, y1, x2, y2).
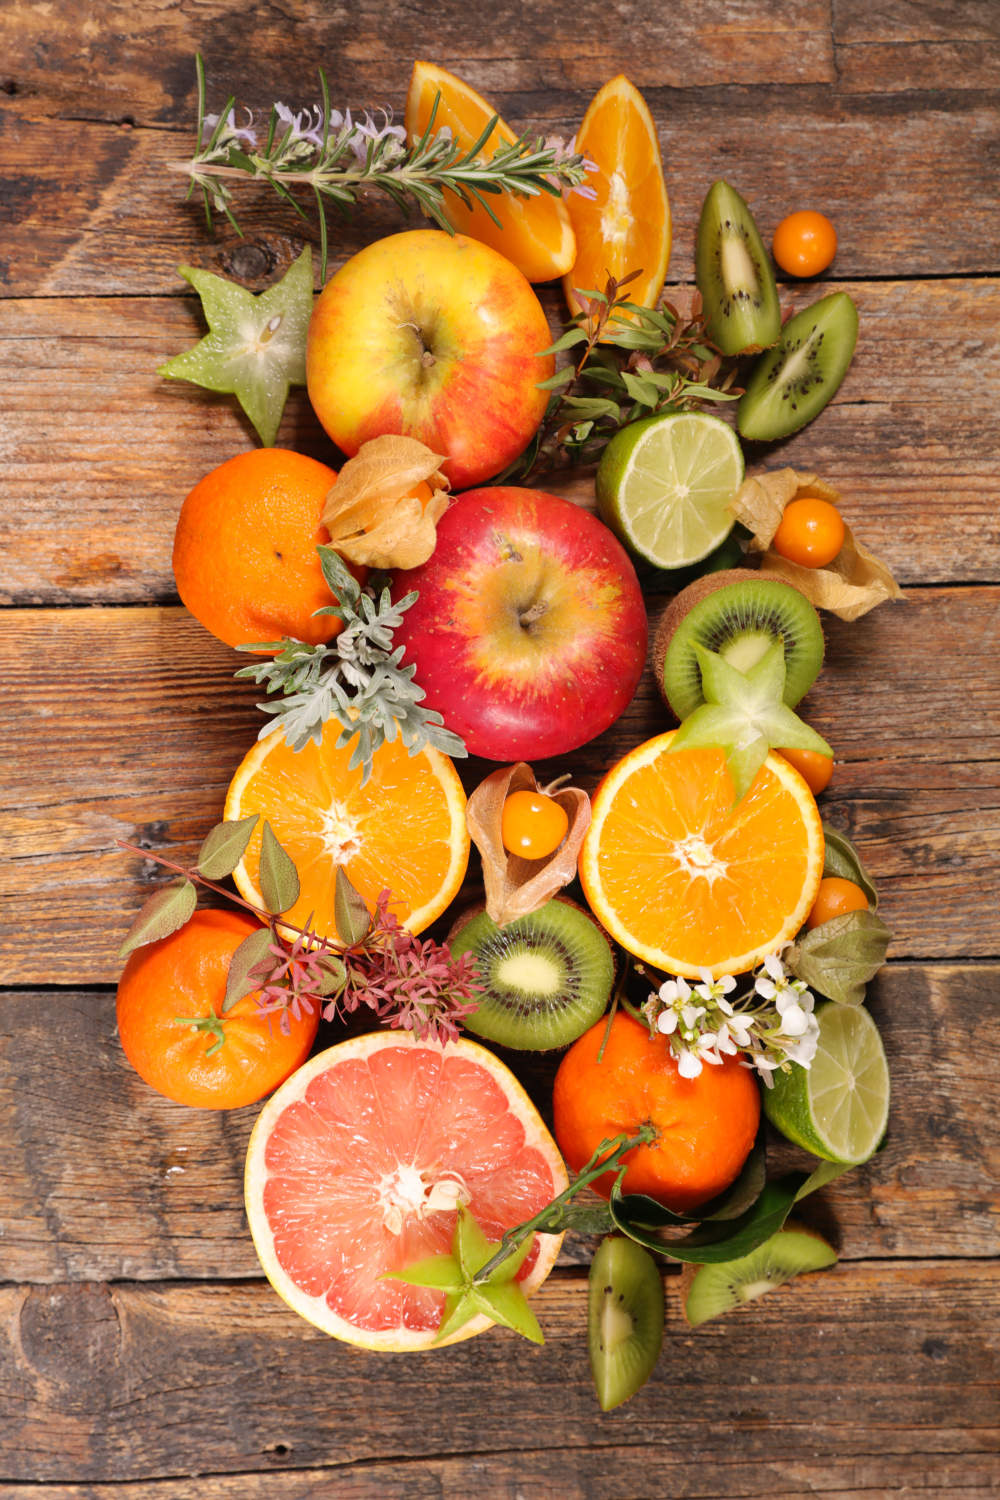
(158, 246, 313, 445)
(385, 1206, 545, 1345)
(669, 640, 832, 802)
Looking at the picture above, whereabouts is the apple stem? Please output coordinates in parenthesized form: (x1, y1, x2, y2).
(518, 600, 548, 628)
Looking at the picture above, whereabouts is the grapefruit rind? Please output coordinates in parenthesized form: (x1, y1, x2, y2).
(244, 1032, 568, 1352)
(579, 731, 825, 978)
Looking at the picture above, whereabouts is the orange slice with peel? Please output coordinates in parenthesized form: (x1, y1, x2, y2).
(224, 719, 469, 942)
(244, 1031, 569, 1350)
(579, 732, 824, 978)
(404, 59, 575, 283)
(563, 74, 671, 321)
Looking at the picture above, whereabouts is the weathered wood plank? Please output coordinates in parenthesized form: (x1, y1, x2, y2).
(835, 0, 1000, 91)
(0, 964, 995, 1285)
(2, 280, 998, 606)
(1, 1263, 996, 1485)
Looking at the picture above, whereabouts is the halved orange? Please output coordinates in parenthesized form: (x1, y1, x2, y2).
(224, 720, 469, 941)
(563, 75, 671, 321)
(404, 60, 576, 283)
(579, 732, 824, 978)
(244, 1031, 569, 1349)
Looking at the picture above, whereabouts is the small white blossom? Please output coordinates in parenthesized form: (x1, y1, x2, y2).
(656, 1008, 679, 1037)
(658, 976, 691, 1006)
(676, 1046, 703, 1079)
(695, 968, 738, 1004)
(778, 1001, 810, 1037)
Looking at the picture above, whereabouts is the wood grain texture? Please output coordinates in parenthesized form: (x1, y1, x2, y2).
(0, 964, 995, 1285)
(835, 0, 1000, 91)
(1, 1263, 997, 1487)
(2, 280, 999, 607)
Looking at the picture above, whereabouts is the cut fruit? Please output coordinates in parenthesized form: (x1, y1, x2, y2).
(404, 60, 575, 283)
(737, 291, 858, 442)
(763, 1000, 890, 1164)
(245, 1032, 569, 1350)
(696, 180, 781, 356)
(447, 897, 615, 1051)
(588, 1236, 664, 1410)
(682, 1223, 837, 1326)
(563, 74, 671, 321)
(224, 719, 469, 943)
(595, 412, 744, 570)
(579, 731, 825, 977)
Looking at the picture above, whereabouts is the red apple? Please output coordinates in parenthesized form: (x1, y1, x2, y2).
(392, 488, 649, 762)
(306, 230, 554, 489)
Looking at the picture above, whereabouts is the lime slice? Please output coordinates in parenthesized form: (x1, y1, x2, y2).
(763, 1002, 890, 1164)
(595, 412, 744, 569)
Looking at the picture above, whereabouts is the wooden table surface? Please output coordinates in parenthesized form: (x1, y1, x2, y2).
(2, 1, 998, 1495)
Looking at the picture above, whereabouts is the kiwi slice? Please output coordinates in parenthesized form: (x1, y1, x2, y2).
(738, 292, 858, 441)
(447, 898, 614, 1051)
(682, 1224, 837, 1327)
(654, 570, 824, 721)
(696, 180, 782, 356)
(588, 1236, 664, 1411)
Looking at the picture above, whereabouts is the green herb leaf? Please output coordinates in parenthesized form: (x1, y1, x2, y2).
(822, 824, 879, 908)
(196, 815, 259, 879)
(158, 246, 314, 445)
(259, 822, 301, 915)
(610, 1173, 804, 1265)
(785, 909, 893, 1006)
(223, 925, 275, 1012)
(335, 867, 372, 946)
(118, 878, 197, 959)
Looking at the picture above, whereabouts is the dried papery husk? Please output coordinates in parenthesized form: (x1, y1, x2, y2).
(320, 434, 450, 570)
(466, 762, 591, 926)
(730, 468, 903, 622)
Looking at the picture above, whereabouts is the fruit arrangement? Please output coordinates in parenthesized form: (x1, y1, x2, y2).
(121, 58, 904, 1411)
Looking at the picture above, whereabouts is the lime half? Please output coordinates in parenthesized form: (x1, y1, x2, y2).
(595, 412, 744, 569)
(763, 1002, 890, 1165)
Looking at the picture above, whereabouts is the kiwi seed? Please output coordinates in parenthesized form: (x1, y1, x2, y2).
(696, 180, 782, 356)
(682, 1223, 837, 1326)
(446, 897, 614, 1051)
(738, 291, 859, 442)
(588, 1236, 665, 1411)
(653, 570, 825, 721)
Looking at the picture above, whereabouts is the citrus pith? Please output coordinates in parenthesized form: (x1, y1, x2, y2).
(244, 1032, 569, 1349)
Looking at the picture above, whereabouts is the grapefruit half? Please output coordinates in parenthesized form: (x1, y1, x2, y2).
(244, 1032, 569, 1350)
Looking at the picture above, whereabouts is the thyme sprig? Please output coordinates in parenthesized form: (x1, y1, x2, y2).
(502, 272, 743, 485)
(176, 56, 590, 276)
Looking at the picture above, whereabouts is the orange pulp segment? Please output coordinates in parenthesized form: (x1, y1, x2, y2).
(563, 74, 671, 321)
(244, 1033, 569, 1349)
(579, 732, 824, 977)
(404, 60, 576, 283)
(224, 719, 469, 941)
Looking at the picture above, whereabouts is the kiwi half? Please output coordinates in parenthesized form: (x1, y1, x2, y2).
(738, 291, 858, 441)
(682, 1224, 837, 1326)
(653, 569, 824, 721)
(588, 1236, 665, 1410)
(447, 898, 614, 1051)
(696, 180, 782, 356)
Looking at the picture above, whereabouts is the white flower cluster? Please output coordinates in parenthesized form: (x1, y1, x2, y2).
(643, 952, 820, 1086)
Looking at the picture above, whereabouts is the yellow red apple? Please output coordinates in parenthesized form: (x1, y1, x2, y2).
(391, 487, 649, 761)
(306, 230, 554, 489)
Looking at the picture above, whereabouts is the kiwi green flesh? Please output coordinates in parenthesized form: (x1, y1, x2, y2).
(738, 292, 859, 442)
(448, 899, 614, 1051)
(683, 1225, 837, 1327)
(696, 180, 781, 357)
(660, 575, 824, 721)
(588, 1237, 665, 1411)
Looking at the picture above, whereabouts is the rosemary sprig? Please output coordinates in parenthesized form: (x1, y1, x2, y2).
(234, 547, 466, 783)
(501, 272, 743, 485)
(175, 56, 590, 277)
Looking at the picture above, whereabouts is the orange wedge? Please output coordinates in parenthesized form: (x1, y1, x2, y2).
(404, 59, 575, 283)
(563, 75, 671, 321)
(579, 732, 824, 978)
(224, 720, 470, 942)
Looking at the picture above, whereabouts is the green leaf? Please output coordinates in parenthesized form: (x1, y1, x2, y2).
(540, 325, 590, 355)
(822, 824, 879, 908)
(785, 909, 892, 1006)
(315, 951, 348, 996)
(258, 821, 301, 915)
(158, 246, 314, 446)
(609, 1173, 805, 1265)
(118, 878, 197, 959)
(535, 365, 578, 391)
(603, 1131, 767, 1232)
(316, 545, 362, 611)
(620, 370, 663, 407)
(196, 815, 259, 879)
(222, 925, 275, 1012)
(335, 866, 372, 945)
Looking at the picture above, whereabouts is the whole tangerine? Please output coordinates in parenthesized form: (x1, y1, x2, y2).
(116, 909, 319, 1109)
(172, 448, 355, 650)
(552, 1012, 760, 1213)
